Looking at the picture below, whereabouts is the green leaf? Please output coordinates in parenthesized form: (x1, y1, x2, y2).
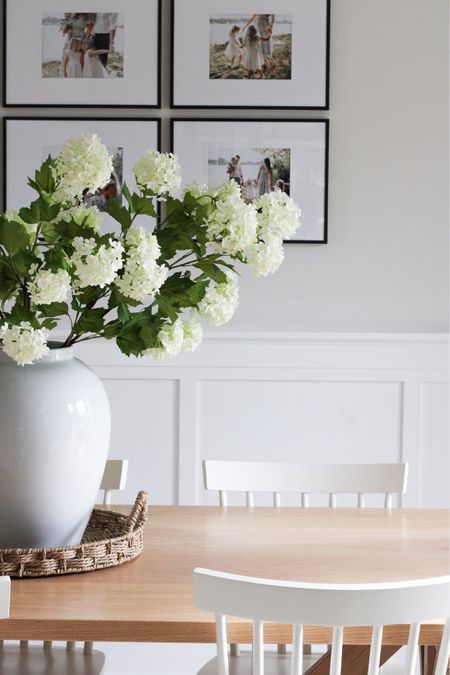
(109, 289, 132, 325)
(121, 183, 135, 213)
(139, 322, 161, 348)
(38, 302, 68, 318)
(40, 319, 58, 330)
(187, 277, 209, 304)
(0, 265, 17, 305)
(104, 197, 132, 232)
(0, 217, 30, 256)
(10, 251, 37, 275)
(41, 221, 61, 244)
(116, 326, 146, 357)
(54, 219, 97, 241)
(19, 197, 60, 225)
(102, 320, 122, 339)
(9, 302, 36, 326)
(132, 194, 157, 218)
(75, 286, 100, 305)
(74, 308, 107, 335)
(156, 297, 179, 322)
(193, 260, 227, 284)
(44, 247, 71, 272)
(28, 156, 56, 195)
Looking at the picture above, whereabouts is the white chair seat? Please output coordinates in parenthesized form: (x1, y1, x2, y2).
(197, 651, 319, 675)
(0, 645, 105, 675)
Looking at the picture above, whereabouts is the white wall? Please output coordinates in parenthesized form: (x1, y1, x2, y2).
(231, 0, 449, 333)
(1, 0, 448, 333)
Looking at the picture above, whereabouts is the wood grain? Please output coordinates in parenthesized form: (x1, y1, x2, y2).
(0, 506, 448, 643)
(303, 646, 401, 675)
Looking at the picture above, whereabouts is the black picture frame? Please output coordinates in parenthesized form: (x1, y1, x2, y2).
(171, 117, 329, 244)
(171, 0, 330, 110)
(3, 1, 162, 108)
(3, 116, 162, 214)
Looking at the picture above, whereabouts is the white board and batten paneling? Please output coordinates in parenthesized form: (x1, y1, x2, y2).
(77, 332, 448, 509)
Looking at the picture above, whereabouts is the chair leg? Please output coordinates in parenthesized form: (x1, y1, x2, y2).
(66, 641, 76, 652)
(420, 645, 438, 675)
(84, 641, 94, 655)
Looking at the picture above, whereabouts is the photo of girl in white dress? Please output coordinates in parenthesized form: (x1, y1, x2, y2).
(224, 25, 243, 67)
(42, 12, 124, 79)
(63, 37, 83, 78)
(210, 13, 292, 80)
(242, 24, 269, 79)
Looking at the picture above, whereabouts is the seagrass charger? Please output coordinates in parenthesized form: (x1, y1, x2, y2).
(0, 490, 148, 578)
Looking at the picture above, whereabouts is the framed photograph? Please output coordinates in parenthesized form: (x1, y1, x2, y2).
(171, 118, 328, 243)
(4, 0, 161, 107)
(4, 117, 161, 229)
(171, 0, 329, 109)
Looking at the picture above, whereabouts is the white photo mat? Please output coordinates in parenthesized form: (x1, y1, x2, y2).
(172, 0, 329, 108)
(5, 0, 160, 106)
(5, 118, 160, 231)
(172, 119, 328, 243)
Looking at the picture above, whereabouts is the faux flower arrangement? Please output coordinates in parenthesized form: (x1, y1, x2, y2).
(0, 135, 301, 366)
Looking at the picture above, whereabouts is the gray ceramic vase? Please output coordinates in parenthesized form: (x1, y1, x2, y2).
(0, 345, 110, 549)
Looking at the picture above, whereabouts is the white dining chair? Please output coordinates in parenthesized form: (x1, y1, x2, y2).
(203, 460, 408, 660)
(0, 576, 105, 674)
(202, 461, 408, 508)
(100, 458, 129, 505)
(193, 568, 450, 675)
(0, 459, 128, 673)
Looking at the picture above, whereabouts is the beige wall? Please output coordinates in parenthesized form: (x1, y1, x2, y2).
(1, 0, 448, 332)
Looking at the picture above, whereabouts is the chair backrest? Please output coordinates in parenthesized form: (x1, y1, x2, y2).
(193, 568, 450, 675)
(100, 459, 128, 505)
(202, 460, 408, 507)
(0, 576, 10, 619)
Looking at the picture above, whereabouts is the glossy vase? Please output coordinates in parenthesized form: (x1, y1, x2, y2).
(0, 345, 110, 549)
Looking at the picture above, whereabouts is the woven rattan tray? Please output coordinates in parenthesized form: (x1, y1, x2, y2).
(0, 490, 148, 578)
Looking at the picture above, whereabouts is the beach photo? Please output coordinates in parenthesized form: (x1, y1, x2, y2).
(208, 147, 290, 202)
(42, 13, 124, 79)
(209, 14, 292, 80)
(43, 146, 123, 210)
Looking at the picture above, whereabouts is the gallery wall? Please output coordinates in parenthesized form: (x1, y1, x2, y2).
(0, 0, 448, 333)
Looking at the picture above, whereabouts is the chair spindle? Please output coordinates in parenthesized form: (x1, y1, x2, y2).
(367, 625, 383, 675)
(330, 626, 343, 675)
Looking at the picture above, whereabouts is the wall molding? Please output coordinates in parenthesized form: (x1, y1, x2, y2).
(72, 332, 449, 509)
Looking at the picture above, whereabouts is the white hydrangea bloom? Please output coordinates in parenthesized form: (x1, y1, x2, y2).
(115, 226, 168, 302)
(0, 322, 49, 366)
(56, 203, 102, 231)
(28, 269, 71, 305)
(181, 317, 203, 352)
(246, 235, 284, 277)
(255, 190, 302, 240)
(53, 134, 113, 202)
(71, 237, 123, 289)
(133, 151, 181, 197)
(4, 210, 37, 235)
(206, 188, 258, 256)
(144, 318, 184, 359)
(197, 271, 239, 326)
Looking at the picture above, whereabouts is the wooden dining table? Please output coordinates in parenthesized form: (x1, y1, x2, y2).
(1, 505, 449, 675)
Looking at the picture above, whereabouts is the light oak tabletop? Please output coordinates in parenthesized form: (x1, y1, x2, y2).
(1, 506, 449, 645)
